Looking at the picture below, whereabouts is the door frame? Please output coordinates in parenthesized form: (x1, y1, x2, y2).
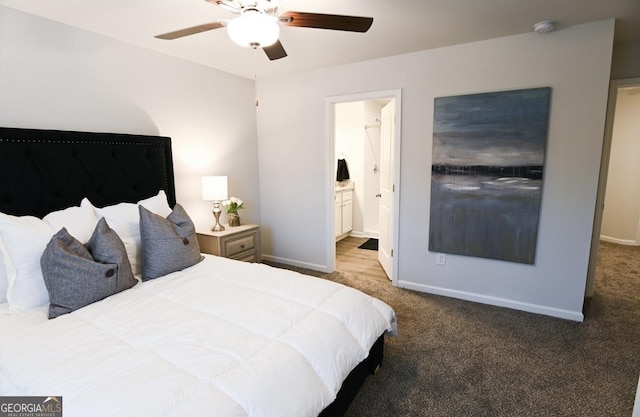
(586, 77, 640, 298)
(324, 89, 402, 286)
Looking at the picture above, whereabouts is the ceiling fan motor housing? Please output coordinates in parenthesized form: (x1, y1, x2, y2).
(226, 0, 279, 15)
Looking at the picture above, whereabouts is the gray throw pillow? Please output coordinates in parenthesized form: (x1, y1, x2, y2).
(139, 204, 202, 281)
(41, 218, 136, 319)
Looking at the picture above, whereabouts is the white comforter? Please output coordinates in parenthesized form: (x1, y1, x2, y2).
(0, 255, 396, 417)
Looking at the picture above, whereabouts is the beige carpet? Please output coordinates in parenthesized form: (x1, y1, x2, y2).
(271, 241, 640, 416)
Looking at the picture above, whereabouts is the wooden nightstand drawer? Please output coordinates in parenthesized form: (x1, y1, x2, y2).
(230, 251, 257, 262)
(225, 235, 256, 257)
(197, 224, 261, 263)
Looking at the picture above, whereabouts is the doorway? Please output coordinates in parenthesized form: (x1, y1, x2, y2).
(586, 77, 640, 298)
(325, 89, 401, 285)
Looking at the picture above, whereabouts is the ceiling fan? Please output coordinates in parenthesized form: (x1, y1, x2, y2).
(154, 0, 374, 61)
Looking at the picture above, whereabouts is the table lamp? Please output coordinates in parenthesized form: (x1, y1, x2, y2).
(202, 176, 228, 231)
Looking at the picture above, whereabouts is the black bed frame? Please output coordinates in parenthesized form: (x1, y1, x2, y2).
(0, 126, 383, 417)
(320, 334, 384, 417)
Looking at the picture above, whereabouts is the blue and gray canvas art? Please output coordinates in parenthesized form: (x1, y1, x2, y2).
(429, 87, 551, 264)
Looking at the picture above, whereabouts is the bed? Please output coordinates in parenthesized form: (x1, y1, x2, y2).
(0, 127, 397, 417)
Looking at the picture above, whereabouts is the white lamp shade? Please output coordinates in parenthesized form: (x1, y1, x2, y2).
(202, 176, 228, 201)
(227, 11, 280, 48)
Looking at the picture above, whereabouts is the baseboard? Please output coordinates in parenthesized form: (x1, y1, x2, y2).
(349, 231, 379, 239)
(600, 235, 639, 246)
(261, 254, 330, 273)
(397, 280, 584, 322)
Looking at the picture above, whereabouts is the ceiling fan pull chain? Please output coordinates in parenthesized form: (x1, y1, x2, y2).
(254, 48, 259, 106)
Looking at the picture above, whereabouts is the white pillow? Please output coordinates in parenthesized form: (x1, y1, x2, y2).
(81, 191, 172, 275)
(0, 235, 8, 303)
(43, 205, 99, 244)
(0, 213, 55, 311)
(0, 204, 101, 311)
(139, 191, 173, 218)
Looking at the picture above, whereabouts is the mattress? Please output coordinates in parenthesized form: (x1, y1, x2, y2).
(0, 255, 397, 417)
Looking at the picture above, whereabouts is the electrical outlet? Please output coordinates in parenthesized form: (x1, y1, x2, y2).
(436, 253, 446, 266)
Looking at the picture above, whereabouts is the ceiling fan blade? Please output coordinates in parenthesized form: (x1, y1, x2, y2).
(279, 11, 373, 33)
(263, 40, 287, 60)
(155, 22, 225, 40)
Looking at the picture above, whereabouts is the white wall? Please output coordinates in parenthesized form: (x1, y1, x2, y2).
(0, 6, 260, 231)
(601, 88, 640, 245)
(256, 20, 615, 320)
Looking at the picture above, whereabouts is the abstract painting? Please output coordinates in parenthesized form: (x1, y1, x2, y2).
(429, 87, 551, 264)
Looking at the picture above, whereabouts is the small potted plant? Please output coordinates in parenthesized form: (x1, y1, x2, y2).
(223, 196, 244, 227)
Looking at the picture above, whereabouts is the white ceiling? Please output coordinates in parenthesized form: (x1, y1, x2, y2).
(1, 0, 639, 79)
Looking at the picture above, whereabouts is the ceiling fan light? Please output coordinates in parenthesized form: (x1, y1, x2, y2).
(227, 12, 280, 48)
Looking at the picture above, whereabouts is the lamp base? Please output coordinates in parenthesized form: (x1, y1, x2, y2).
(212, 203, 225, 231)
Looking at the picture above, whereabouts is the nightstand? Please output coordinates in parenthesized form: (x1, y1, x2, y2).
(196, 224, 261, 263)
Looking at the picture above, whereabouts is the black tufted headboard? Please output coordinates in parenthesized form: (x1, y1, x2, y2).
(0, 127, 176, 218)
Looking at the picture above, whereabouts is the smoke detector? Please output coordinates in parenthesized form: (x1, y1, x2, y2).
(534, 20, 556, 34)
